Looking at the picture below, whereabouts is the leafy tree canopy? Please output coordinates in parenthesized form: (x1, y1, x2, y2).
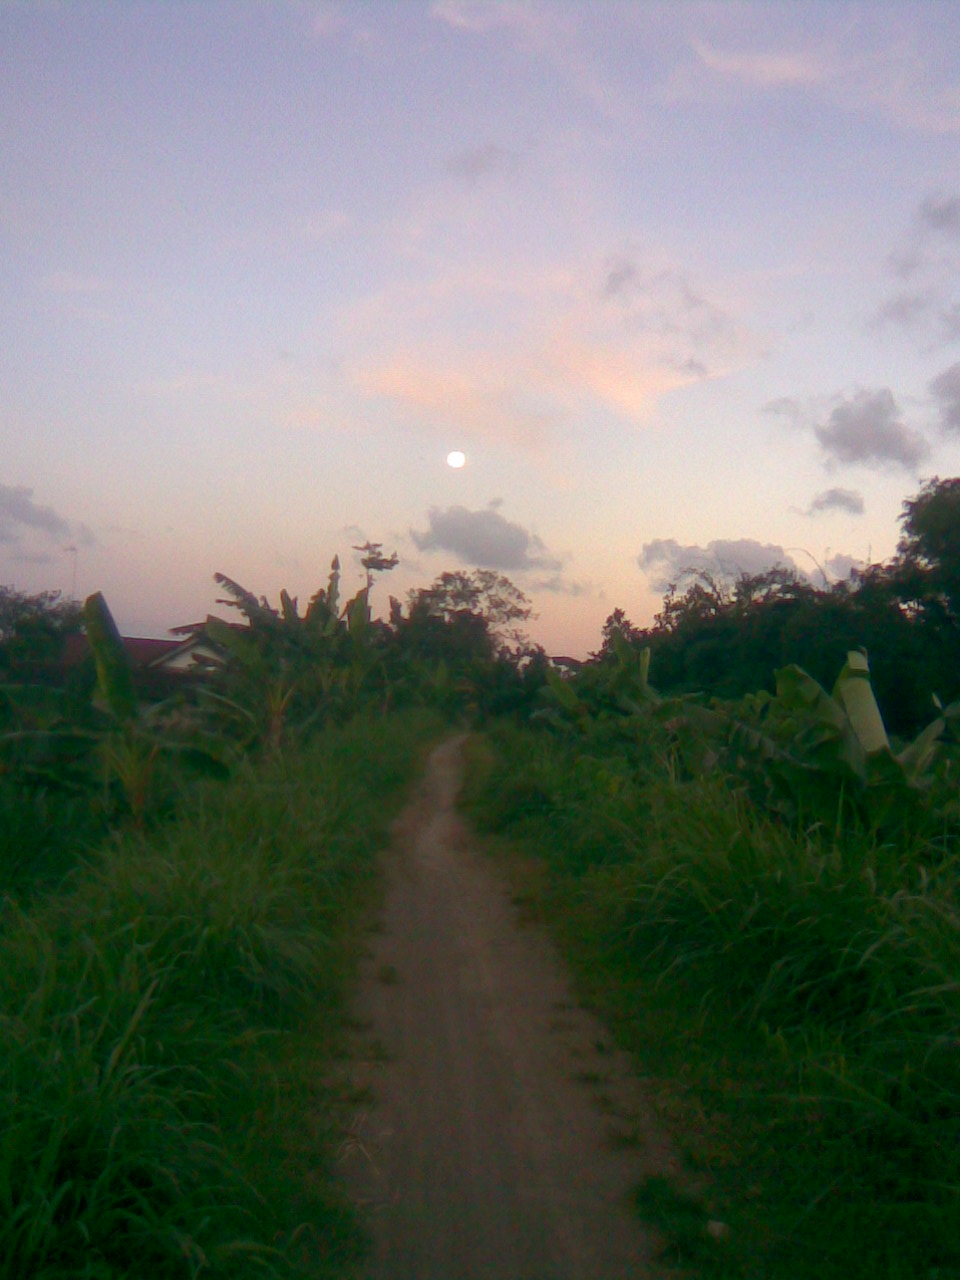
(406, 569, 533, 653)
(895, 476, 960, 621)
(0, 587, 82, 668)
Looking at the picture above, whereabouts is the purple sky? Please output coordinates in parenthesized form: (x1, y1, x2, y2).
(3, 1, 960, 654)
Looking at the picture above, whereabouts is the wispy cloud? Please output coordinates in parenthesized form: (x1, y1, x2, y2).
(431, 1, 546, 38)
(692, 41, 825, 89)
(528, 573, 590, 597)
(443, 142, 517, 179)
(930, 361, 960, 434)
(669, 15, 960, 134)
(0, 484, 72, 544)
(919, 194, 960, 235)
(874, 193, 960, 341)
(345, 252, 752, 448)
(869, 288, 937, 330)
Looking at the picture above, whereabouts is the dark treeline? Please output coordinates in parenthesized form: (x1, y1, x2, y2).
(593, 477, 960, 736)
(3, 476, 960, 897)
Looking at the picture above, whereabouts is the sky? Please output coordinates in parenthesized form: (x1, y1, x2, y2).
(2, 0, 960, 656)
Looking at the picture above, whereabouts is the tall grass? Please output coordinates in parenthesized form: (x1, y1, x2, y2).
(1, 709, 439, 1279)
(464, 722, 960, 1278)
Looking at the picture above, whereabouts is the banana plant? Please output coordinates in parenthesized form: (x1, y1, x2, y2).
(204, 558, 385, 743)
(82, 594, 231, 827)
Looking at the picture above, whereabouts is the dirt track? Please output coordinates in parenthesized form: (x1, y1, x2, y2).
(338, 737, 674, 1279)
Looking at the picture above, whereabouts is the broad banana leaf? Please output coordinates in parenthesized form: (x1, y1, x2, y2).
(83, 592, 137, 721)
(776, 663, 866, 780)
(213, 573, 274, 624)
(833, 650, 890, 755)
(204, 615, 260, 668)
(280, 589, 299, 623)
(345, 587, 370, 638)
(306, 556, 341, 631)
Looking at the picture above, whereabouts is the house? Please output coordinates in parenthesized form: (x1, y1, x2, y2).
(548, 654, 584, 675)
(56, 626, 227, 699)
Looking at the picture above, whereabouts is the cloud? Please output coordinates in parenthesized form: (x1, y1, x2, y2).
(343, 249, 754, 452)
(886, 247, 923, 281)
(602, 259, 639, 299)
(430, 1, 542, 36)
(814, 389, 928, 470)
(806, 487, 865, 517)
(668, 15, 960, 134)
(940, 305, 960, 344)
(762, 395, 804, 424)
(8, 550, 55, 566)
(919, 195, 960, 236)
(869, 288, 936, 330)
(444, 143, 516, 179)
(930, 361, 960, 434)
(638, 537, 796, 593)
(528, 574, 590, 596)
(598, 254, 741, 355)
(692, 41, 824, 89)
(411, 504, 562, 573)
(877, 194, 960, 332)
(826, 552, 864, 582)
(0, 484, 72, 544)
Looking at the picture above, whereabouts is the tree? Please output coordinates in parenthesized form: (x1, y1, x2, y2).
(592, 608, 645, 660)
(406, 569, 533, 654)
(353, 541, 399, 612)
(895, 477, 960, 623)
(0, 587, 82, 673)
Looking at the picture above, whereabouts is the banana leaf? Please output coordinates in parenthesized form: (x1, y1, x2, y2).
(83, 592, 137, 722)
(833, 650, 890, 755)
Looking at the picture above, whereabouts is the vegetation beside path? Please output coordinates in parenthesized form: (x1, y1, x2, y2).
(462, 721, 960, 1280)
(0, 709, 439, 1280)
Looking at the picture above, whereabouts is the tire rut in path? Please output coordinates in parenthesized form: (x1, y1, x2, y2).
(337, 736, 675, 1279)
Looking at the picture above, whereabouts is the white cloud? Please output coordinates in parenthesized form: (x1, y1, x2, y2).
(826, 552, 864, 582)
(344, 252, 753, 448)
(692, 41, 825, 89)
(670, 17, 960, 134)
(430, 1, 544, 37)
(638, 537, 797, 594)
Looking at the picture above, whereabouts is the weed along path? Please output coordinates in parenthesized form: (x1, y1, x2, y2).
(336, 736, 674, 1280)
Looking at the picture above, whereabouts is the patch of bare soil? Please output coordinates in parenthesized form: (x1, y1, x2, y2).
(336, 737, 678, 1279)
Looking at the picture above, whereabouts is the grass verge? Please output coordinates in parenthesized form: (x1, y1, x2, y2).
(1, 708, 441, 1279)
(461, 723, 960, 1280)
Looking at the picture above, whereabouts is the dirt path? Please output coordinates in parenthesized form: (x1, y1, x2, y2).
(337, 737, 676, 1280)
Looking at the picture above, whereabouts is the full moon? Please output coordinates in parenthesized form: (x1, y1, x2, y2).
(446, 451, 466, 468)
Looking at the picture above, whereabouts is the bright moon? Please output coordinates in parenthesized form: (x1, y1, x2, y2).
(446, 451, 466, 468)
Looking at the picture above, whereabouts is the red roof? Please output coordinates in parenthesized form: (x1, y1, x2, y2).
(61, 634, 182, 668)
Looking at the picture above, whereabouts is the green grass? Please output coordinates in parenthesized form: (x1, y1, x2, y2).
(462, 723, 960, 1280)
(0, 708, 441, 1279)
